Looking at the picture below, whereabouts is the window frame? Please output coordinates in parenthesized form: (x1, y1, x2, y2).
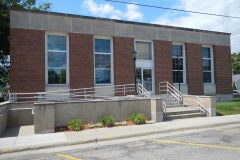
(134, 40, 154, 61)
(202, 45, 214, 84)
(172, 42, 186, 84)
(45, 32, 69, 86)
(94, 36, 114, 86)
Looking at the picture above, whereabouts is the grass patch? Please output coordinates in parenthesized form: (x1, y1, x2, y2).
(216, 98, 240, 116)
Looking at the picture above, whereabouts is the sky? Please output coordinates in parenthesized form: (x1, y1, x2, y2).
(37, 0, 240, 53)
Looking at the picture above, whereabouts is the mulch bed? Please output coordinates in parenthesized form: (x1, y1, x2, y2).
(55, 120, 135, 132)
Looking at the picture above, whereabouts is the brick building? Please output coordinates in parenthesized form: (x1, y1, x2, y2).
(10, 8, 232, 101)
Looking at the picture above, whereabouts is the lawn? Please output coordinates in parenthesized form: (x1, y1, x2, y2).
(216, 98, 240, 116)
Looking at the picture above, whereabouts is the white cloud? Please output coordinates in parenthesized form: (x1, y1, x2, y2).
(124, 4, 143, 21)
(82, 0, 143, 21)
(151, 0, 240, 53)
(82, 0, 122, 19)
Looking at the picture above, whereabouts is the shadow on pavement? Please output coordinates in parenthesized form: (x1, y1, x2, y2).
(1, 126, 20, 138)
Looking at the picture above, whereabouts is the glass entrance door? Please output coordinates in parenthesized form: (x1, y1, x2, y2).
(136, 68, 153, 92)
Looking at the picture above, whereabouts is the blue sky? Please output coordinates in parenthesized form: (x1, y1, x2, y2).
(37, 0, 240, 53)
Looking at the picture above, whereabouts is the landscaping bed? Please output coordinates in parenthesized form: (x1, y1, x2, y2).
(55, 120, 135, 132)
(55, 113, 149, 132)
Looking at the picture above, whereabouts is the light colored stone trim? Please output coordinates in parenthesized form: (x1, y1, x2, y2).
(10, 10, 230, 46)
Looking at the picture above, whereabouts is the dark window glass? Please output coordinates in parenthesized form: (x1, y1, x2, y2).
(202, 47, 212, 83)
(47, 35, 67, 84)
(202, 47, 211, 58)
(95, 54, 111, 68)
(203, 72, 211, 83)
(94, 39, 111, 53)
(47, 35, 66, 51)
(94, 39, 112, 84)
(172, 45, 183, 57)
(173, 71, 183, 83)
(136, 68, 142, 84)
(48, 52, 66, 67)
(95, 69, 111, 84)
(48, 69, 66, 84)
(172, 58, 183, 70)
(203, 59, 211, 71)
(172, 45, 184, 83)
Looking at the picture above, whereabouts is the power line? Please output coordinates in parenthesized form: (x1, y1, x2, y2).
(105, 0, 240, 19)
(201, 7, 240, 30)
(231, 33, 240, 39)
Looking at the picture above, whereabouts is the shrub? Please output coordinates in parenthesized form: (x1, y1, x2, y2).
(233, 82, 237, 90)
(128, 113, 146, 125)
(67, 119, 83, 131)
(98, 115, 115, 127)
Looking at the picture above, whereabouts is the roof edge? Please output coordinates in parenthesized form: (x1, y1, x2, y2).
(10, 7, 231, 36)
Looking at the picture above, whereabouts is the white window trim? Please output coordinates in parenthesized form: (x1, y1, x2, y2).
(94, 36, 114, 86)
(172, 42, 186, 84)
(134, 39, 154, 62)
(202, 45, 214, 84)
(45, 32, 69, 86)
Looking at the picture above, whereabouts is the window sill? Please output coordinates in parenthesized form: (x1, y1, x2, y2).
(95, 84, 113, 86)
(46, 84, 70, 87)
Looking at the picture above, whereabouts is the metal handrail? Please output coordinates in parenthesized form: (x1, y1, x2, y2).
(159, 81, 182, 102)
(184, 97, 209, 116)
(138, 83, 151, 97)
(162, 101, 167, 113)
(9, 84, 139, 102)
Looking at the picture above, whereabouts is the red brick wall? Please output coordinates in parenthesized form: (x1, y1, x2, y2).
(185, 43, 204, 95)
(10, 28, 45, 93)
(69, 33, 94, 89)
(214, 45, 232, 94)
(154, 40, 173, 94)
(113, 37, 135, 95)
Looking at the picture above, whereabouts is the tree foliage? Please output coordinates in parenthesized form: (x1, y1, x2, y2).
(232, 81, 237, 90)
(0, 0, 51, 86)
(231, 52, 240, 75)
(0, 0, 51, 56)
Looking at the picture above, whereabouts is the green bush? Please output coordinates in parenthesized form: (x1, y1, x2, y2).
(98, 115, 115, 127)
(128, 113, 146, 125)
(67, 119, 83, 131)
(233, 82, 237, 90)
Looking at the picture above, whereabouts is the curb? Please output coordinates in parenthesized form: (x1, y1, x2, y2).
(1, 121, 239, 155)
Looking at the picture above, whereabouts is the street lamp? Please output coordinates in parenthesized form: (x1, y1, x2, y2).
(176, 54, 181, 91)
(133, 50, 137, 95)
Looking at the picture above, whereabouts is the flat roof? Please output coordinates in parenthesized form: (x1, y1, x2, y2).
(10, 8, 231, 36)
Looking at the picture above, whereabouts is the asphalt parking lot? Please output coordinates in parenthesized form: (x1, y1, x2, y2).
(1, 124, 240, 160)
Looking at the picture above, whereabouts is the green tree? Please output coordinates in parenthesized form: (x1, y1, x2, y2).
(0, 0, 51, 86)
(233, 81, 237, 90)
(231, 52, 240, 74)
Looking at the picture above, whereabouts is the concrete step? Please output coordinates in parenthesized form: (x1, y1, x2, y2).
(164, 107, 207, 121)
(166, 107, 201, 115)
(165, 104, 184, 108)
(162, 99, 178, 102)
(164, 112, 206, 121)
(164, 101, 181, 105)
(157, 94, 171, 98)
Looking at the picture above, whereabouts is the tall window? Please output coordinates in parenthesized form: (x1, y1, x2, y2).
(172, 44, 184, 83)
(47, 35, 67, 84)
(94, 38, 112, 84)
(202, 47, 213, 83)
(135, 41, 152, 60)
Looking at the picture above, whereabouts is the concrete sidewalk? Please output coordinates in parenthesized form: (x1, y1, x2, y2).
(0, 115, 240, 154)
